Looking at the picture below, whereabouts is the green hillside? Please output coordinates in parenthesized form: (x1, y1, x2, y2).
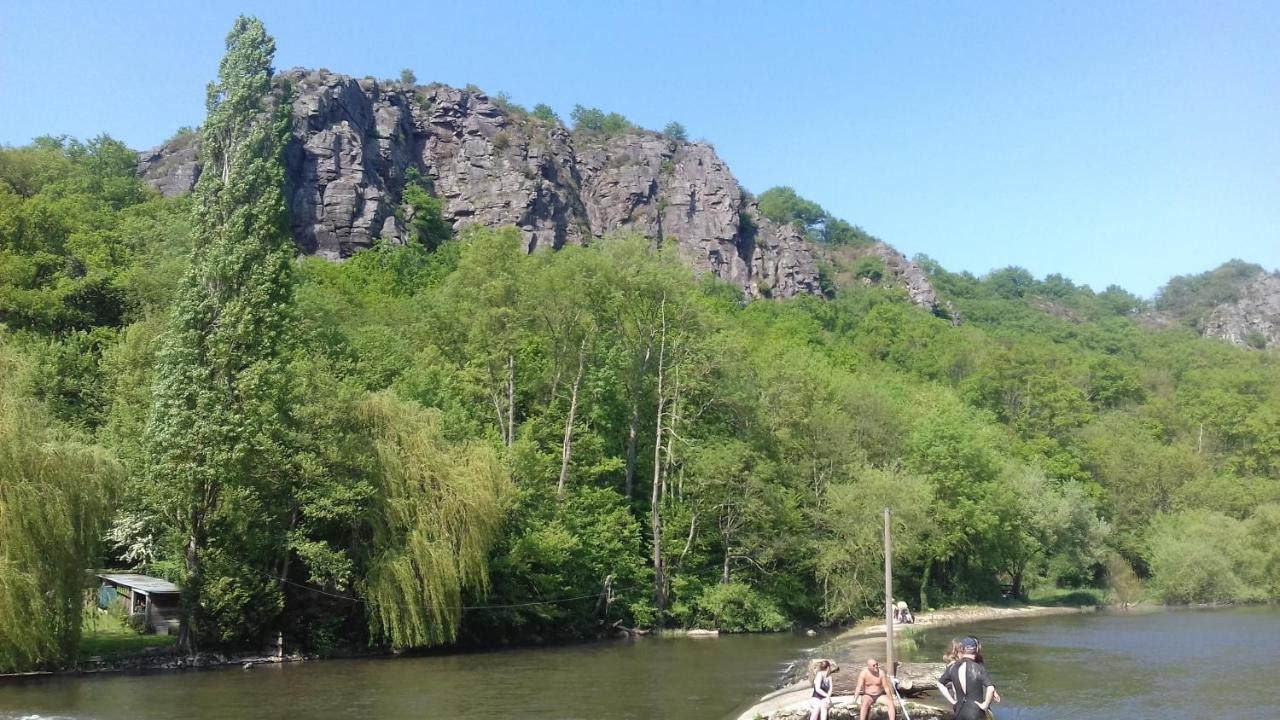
(1, 18, 1277, 673)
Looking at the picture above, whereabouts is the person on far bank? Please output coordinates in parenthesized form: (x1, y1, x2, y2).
(936, 636, 999, 720)
(855, 658, 896, 720)
(809, 659, 835, 720)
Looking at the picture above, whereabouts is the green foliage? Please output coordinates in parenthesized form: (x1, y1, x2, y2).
(139, 15, 298, 651)
(359, 392, 510, 648)
(1155, 260, 1264, 330)
(492, 91, 526, 117)
(571, 104, 635, 136)
(8, 22, 1280, 662)
(852, 255, 885, 282)
(756, 186, 876, 246)
(531, 103, 559, 124)
(1145, 510, 1268, 603)
(400, 168, 452, 250)
(758, 186, 825, 227)
(662, 121, 688, 142)
(399, 68, 416, 86)
(690, 582, 788, 632)
(0, 345, 118, 672)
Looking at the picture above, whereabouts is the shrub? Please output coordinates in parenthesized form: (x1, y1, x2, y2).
(1146, 510, 1266, 604)
(853, 255, 885, 283)
(571, 105, 635, 136)
(493, 132, 511, 151)
(531, 103, 559, 124)
(693, 583, 788, 632)
(399, 68, 416, 86)
(662, 121, 688, 142)
(493, 92, 526, 117)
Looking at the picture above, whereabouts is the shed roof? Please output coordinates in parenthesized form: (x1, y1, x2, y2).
(98, 573, 181, 594)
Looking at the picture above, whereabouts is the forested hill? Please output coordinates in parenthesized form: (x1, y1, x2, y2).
(1, 17, 1278, 674)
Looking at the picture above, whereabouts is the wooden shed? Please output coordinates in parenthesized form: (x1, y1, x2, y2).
(97, 573, 181, 635)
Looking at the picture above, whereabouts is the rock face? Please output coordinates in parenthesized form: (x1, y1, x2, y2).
(1201, 273, 1280, 349)
(862, 242, 940, 312)
(137, 132, 201, 199)
(138, 69, 831, 298)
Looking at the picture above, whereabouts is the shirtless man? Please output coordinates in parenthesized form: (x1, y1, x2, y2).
(855, 658, 896, 720)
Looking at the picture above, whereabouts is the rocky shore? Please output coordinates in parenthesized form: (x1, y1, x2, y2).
(736, 604, 1094, 720)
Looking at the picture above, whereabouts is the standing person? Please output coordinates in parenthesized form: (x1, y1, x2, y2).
(936, 636, 1000, 720)
(809, 659, 835, 720)
(855, 658, 897, 720)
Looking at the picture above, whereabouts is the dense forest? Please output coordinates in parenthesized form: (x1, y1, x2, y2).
(2, 18, 1278, 673)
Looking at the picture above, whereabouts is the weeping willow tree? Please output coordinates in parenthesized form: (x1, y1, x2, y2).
(0, 346, 117, 672)
(359, 391, 510, 648)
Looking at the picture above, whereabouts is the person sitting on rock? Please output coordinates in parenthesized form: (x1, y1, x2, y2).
(808, 659, 836, 720)
(855, 657, 896, 720)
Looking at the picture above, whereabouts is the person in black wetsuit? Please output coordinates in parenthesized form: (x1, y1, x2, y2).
(935, 636, 999, 720)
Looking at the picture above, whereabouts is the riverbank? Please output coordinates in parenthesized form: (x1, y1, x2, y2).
(736, 603, 1095, 720)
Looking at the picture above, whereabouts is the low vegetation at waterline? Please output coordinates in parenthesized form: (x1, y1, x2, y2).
(2, 16, 1279, 673)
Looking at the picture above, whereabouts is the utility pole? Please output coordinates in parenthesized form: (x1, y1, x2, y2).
(884, 507, 895, 680)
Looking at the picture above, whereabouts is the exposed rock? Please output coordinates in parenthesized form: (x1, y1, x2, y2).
(862, 242, 940, 312)
(138, 69, 897, 301)
(137, 132, 200, 198)
(1201, 273, 1280, 349)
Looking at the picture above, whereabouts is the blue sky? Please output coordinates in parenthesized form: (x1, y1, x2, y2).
(2, 1, 1277, 297)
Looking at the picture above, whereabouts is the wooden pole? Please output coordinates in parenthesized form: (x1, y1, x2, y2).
(884, 507, 894, 681)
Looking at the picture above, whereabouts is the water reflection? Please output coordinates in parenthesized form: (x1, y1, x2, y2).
(0, 633, 817, 720)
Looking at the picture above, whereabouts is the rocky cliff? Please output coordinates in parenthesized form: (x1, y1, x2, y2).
(1141, 261, 1280, 349)
(1199, 272, 1280, 349)
(138, 69, 830, 299)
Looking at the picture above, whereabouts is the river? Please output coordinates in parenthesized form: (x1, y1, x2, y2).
(898, 605, 1280, 720)
(1, 606, 1276, 720)
(0, 633, 817, 720)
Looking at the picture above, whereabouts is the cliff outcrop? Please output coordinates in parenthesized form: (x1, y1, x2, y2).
(138, 69, 830, 299)
(1143, 262, 1280, 349)
(1199, 272, 1280, 349)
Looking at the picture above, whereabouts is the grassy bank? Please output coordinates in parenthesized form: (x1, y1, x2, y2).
(79, 612, 176, 661)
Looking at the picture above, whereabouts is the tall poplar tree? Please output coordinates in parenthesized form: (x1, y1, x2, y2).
(142, 16, 296, 652)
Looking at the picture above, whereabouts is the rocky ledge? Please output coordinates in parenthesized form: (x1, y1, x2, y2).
(1200, 272, 1280, 349)
(137, 69, 828, 299)
(139, 70, 947, 306)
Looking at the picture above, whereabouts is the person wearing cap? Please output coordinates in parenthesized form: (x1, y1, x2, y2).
(936, 637, 999, 720)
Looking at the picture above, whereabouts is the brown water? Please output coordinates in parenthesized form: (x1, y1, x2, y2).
(3, 607, 1277, 720)
(0, 633, 818, 720)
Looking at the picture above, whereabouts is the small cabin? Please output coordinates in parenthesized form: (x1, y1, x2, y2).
(97, 573, 181, 635)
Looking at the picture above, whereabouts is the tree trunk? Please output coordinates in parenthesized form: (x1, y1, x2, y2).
(918, 557, 932, 613)
(557, 340, 587, 497)
(623, 346, 650, 502)
(722, 540, 732, 585)
(662, 368, 680, 501)
(506, 352, 515, 447)
(651, 298, 668, 617)
(491, 389, 507, 446)
(177, 513, 204, 655)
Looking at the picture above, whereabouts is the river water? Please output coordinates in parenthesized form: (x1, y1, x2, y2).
(899, 605, 1280, 720)
(1, 607, 1276, 720)
(0, 633, 817, 720)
